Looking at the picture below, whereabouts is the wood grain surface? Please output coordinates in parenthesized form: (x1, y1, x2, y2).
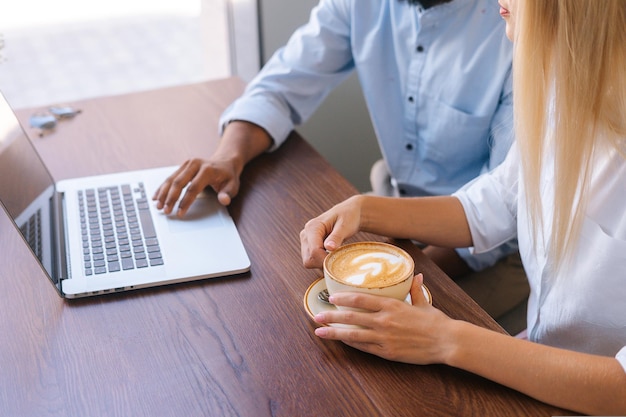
(0, 78, 573, 417)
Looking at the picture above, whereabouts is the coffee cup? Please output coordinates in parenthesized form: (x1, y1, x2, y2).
(323, 241, 415, 311)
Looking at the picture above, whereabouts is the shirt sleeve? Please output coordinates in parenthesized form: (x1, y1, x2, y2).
(219, 0, 355, 151)
(453, 144, 519, 254)
(617, 346, 626, 373)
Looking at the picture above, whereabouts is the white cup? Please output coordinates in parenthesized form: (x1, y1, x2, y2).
(323, 242, 414, 311)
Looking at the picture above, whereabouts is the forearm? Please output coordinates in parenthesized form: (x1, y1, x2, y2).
(216, 121, 274, 175)
(358, 195, 473, 248)
(445, 321, 626, 415)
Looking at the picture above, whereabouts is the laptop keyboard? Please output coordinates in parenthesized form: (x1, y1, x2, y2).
(78, 182, 163, 276)
(20, 209, 43, 261)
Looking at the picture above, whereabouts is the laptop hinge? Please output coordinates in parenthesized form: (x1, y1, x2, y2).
(51, 191, 69, 283)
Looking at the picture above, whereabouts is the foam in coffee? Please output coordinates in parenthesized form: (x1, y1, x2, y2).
(327, 243, 412, 288)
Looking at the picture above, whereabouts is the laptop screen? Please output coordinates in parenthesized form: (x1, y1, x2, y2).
(0, 93, 58, 284)
(0, 95, 55, 216)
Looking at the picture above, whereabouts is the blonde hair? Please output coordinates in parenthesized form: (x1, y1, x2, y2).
(513, 0, 626, 268)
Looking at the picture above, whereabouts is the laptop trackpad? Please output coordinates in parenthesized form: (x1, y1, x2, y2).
(165, 195, 226, 233)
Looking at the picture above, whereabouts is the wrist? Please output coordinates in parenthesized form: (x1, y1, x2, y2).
(211, 146, 246, 178)
(358, 195, 398, 235)
(438, 319, 474, 367)
(349, 194, 372, 234)
(219, 120, 273, 174)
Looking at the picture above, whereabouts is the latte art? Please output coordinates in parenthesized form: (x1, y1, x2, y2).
(323, 242, 416, 310)
(327, 244, 413, 288)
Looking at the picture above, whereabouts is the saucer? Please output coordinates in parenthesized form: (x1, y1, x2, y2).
(303, 277, 432, 327)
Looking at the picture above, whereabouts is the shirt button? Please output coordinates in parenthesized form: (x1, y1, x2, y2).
(416, 45, 424, 53)
(408, 96, 414, 103)
(405, 143, 414, 150)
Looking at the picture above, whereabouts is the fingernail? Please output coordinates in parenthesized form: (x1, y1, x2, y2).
(315, 327, 328, 337)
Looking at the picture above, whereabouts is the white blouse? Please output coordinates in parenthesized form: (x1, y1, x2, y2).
(454, 141, 626, 371)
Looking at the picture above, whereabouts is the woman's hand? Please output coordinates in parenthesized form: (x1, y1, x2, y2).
(300, 195, 365, 269)
(313, 274, 453, 364)
(300, 195, 474, 270)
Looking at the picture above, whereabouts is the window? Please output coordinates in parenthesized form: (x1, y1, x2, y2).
(0, 0, 252, 108)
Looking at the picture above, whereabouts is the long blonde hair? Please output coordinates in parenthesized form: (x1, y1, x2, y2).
(513, 0, 626, 267)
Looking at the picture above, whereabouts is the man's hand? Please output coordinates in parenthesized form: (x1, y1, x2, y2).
(152, 120, 274, 217)
(152, 157, 240, 217)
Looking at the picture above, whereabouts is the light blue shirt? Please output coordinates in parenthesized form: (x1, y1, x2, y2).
(220, 0, 515, 270)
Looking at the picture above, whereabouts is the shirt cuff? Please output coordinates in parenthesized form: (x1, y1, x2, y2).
(616, 346, 626, 373)
(219, 98, 295, 152)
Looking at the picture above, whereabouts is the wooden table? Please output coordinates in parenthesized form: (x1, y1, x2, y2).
(0, 78, 572, 416)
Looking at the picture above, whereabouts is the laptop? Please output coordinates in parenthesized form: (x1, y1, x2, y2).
(0, 92, 250, 298)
